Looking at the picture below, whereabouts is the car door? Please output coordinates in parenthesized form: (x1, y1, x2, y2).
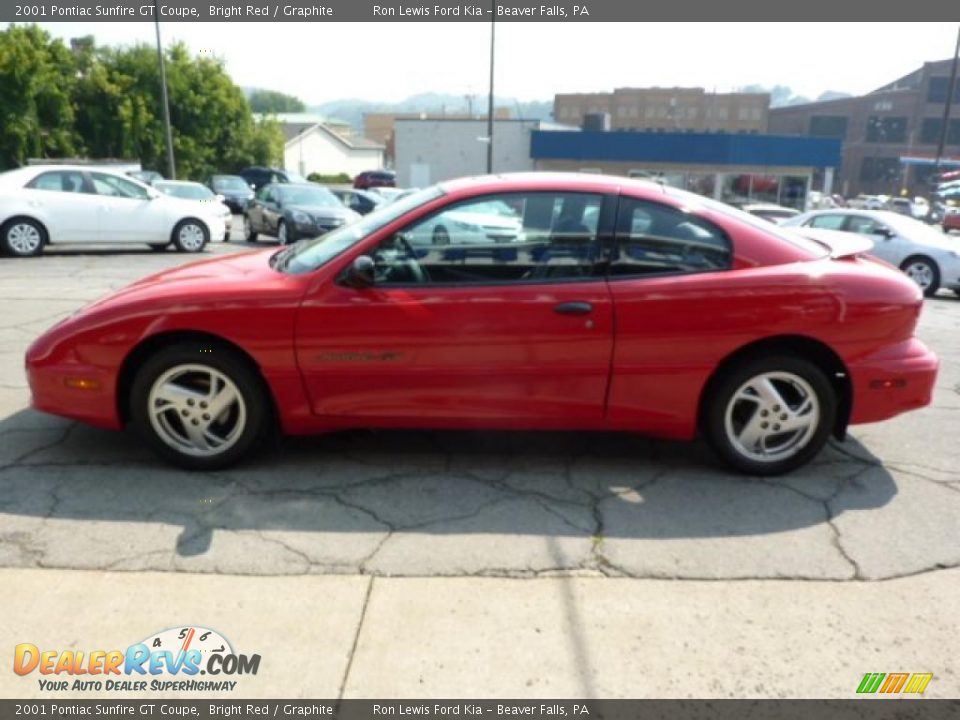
(88, 172, 165, 243)
(21, 170, 99, 243)
(260, 186, 283, 234)
(604, 195, 737, 436)
(294, 190, 615, 423)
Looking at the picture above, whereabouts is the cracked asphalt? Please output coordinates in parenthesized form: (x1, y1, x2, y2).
(1, 231, 958, 698)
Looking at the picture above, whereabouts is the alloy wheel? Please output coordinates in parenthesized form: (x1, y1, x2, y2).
(7, 222, 42, 255)
(723, 371, 820, 464)
(147, 364, 247, 458)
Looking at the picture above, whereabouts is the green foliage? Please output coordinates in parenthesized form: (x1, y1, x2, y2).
(248, 88, 306, 114)
(0, 25, 80, 168)
(307, 172, 352, 185)
(0, 25, 286, 177)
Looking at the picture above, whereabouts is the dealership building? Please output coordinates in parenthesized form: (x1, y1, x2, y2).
(395, 121, 841, 209)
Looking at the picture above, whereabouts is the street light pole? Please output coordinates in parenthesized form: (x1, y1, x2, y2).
(486, 10, 495, 174)
(934, 25, 960, 176)
(153, 1, 176, 179)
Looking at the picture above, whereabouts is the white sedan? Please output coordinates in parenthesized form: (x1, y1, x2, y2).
(783, 209, 960, 297)
(0, 165, 227, 256)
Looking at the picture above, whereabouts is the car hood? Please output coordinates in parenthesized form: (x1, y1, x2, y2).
(79, 248, 284, 315)
(287, 204, 357, 219)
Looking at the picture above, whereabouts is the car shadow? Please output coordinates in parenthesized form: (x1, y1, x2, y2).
(0, 407, 897, 570)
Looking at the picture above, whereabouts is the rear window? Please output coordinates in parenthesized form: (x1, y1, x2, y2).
(664, 186, 829, 258)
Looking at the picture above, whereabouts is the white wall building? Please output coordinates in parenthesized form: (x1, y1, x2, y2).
(394, 119, 560, 187)
(283, 123, 384, 178)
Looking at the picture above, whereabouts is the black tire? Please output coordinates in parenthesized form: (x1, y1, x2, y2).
(129, 342, 272, 470)
(703, 355, 836, 476)
(899, 256, 940, 297)
(2, 217, 45, 257)
(149, 244, 169, 252)
(277, 220, 291, 245)
(171, 219, 209, 253)
(432, 226, 450, 245)
(244, 215, 258, 243)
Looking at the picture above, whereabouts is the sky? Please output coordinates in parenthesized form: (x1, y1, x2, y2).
(15, 22, 960, 105)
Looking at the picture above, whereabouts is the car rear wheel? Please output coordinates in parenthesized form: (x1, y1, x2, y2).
(900, 256, 940, 297)
(2, 218, 45, 257)
(130, 343, 270, 470)
(277, 220, 289, 245)
(172, 219, 208, 253)
(703, 356, 836, 475)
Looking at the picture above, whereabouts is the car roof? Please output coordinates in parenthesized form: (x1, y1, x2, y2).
(439, 172, 668, 197)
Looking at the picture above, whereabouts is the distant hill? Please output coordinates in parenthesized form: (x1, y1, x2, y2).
(308, 94, 554, 132)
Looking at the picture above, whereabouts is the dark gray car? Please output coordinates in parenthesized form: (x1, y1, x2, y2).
(243, 183, 361, 245)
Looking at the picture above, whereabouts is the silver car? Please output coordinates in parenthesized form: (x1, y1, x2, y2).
(783, 209, 960, 297)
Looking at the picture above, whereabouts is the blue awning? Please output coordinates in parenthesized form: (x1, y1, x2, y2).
(530, 131, 842, 168)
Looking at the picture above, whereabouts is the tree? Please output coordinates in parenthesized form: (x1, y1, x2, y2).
(248, 88, 306, 114)
(0, 27, 287, 177)
(0, 25, 80, 168)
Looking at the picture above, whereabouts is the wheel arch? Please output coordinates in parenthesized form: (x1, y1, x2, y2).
(116, 330, 277, 426)
(697, 334, 853, 441)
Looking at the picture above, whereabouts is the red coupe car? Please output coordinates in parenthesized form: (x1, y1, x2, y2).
(26, 174, 938, 475)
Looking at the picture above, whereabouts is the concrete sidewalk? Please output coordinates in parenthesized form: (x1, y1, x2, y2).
(2, 568, 957, 699)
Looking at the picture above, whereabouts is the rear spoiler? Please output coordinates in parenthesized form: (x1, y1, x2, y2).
(790, 227, 875, 259)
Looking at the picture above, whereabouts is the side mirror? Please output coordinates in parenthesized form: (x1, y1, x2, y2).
(215, 194, 225, 203)
(875, 226, 894, 238)
(342, 255, 376, 289)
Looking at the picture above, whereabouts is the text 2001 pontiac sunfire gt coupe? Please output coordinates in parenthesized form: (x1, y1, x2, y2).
(26, 174, 938, 475)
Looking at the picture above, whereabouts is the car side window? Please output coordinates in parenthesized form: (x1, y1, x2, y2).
(611, 197, 731, 276)
(846, 216, 888, 235)
(371, 192, 605, 285)
(89, 173, 150, 200)
(26, 171, 88, 194)
(257, 186, 273, 203)
(807, 214, 847, 230)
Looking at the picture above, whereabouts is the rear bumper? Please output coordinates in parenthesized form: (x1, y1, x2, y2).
(848, 338, 938, 425)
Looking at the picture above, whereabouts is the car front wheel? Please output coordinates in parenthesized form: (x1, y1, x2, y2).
(703, 356, 836, 475)
(130, 343, 271, 470)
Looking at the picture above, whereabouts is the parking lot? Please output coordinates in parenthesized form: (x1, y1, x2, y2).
(1, 223, 958, 697)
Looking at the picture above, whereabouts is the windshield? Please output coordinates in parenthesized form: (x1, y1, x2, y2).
(664, 186, 829, 258)
(278, 185, 341, 207)
(213, 176, 248, 191)
(156, 182, 215, 201)
(275, 186, 444, 274)
(285, 171, 308, 183)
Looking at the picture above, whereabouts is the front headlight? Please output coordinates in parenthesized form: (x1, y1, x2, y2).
(291, 210, 311, 224)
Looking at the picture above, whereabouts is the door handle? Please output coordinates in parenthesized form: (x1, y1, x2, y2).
(553, 301, 593, 315)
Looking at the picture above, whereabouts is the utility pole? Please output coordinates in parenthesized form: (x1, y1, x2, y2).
(154, 1, 176, 179)
(934, 25, 960, 177)
(486, 10, 495, 174)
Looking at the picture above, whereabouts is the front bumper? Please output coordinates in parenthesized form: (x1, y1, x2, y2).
(26, 360, 121, 430)
(848, 338, 938, 425)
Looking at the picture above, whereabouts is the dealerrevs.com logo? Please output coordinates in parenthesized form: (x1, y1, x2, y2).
(14, 626, 261, 692)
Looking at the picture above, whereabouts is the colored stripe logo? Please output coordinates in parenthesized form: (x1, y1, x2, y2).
(857, 672, 933, 694)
